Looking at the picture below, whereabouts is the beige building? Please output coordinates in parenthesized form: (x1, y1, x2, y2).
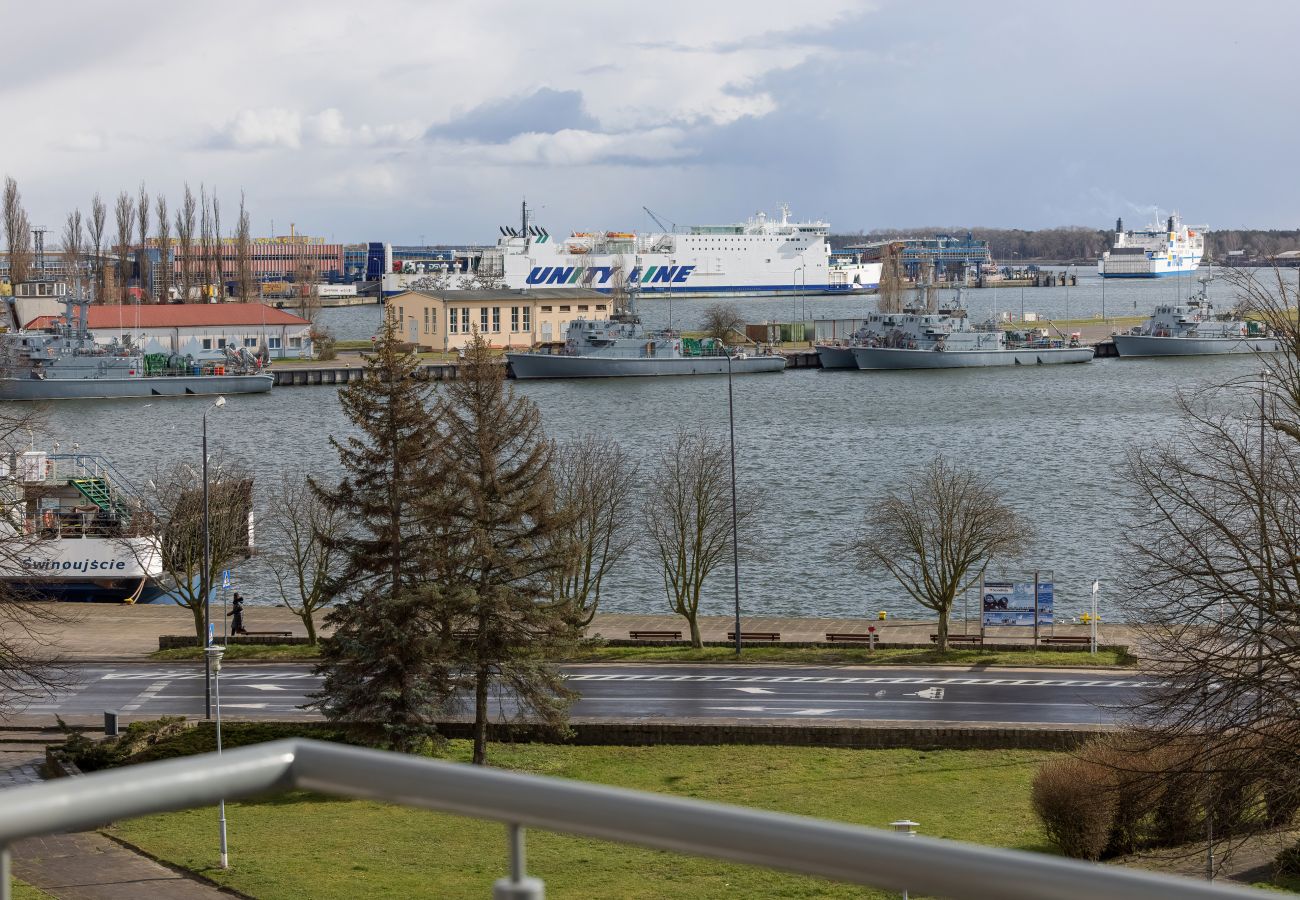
(387, 288, 612, 352)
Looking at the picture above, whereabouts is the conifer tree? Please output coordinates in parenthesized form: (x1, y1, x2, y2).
(310, 312, 457, 752)
(439, 332, 577, 765)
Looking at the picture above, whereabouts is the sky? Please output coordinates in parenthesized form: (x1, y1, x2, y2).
(3, 0, 1297, 244)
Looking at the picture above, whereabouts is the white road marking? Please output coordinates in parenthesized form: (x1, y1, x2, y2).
(732, 687, 775, 694)
(566, 673, 1152, 688)
(705, 706, 842, 715)
(222, 703, 270, 709)
(120, 681, 169, 712)
(908, 687, 946, 700)
(249, 684, 291, 691)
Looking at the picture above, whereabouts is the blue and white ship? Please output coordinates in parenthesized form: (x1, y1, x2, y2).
(1097, 213, 1205, 278)
(484, 203, 881, 298)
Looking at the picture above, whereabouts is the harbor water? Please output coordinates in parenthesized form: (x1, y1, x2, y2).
(37, 271, 1285, 622)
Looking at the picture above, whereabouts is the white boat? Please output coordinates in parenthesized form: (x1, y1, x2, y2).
(1112, 275, 1278, 357)
(0, 450, 164, 603)
(1098, 212, 1205, 278)
(464, 202, 882, 299)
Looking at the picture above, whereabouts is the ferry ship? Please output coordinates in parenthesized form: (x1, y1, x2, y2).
(0, 451, 165, 603)
(477, 203, 881, 299)
(1097, 213, 1205, 278)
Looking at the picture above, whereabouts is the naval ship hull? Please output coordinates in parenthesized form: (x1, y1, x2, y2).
(814, 344, 859, 369)
(506, 353, 786, 379)
(0, 373, 274, 401)
(1111, 334, 1279, 357)
(851, 346, 1095, 370)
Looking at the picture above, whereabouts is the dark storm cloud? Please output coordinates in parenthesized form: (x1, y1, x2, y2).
(428, 88, 600, 142)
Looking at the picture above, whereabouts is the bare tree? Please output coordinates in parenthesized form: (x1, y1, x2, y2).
(132, 459, 254, 643)
(212, 193, 223, 300)
(643, 428, 761, 647)
(135, 183, 150, 302)
(3, 177, 32, 286)
(261, 475, 349, 644)
(60, 209, 84, 285)
(547, 434, 639, 628)
(235, 191, 253, 301)
(154, 194, 171, 302)
(175, 184, 196, 302)
(113, 191, 135, 304)
(852, 456, 1033, 650)
(198, 185, 212, 300)
(700, 302, 746, 344)
(88, 193, 107, 302)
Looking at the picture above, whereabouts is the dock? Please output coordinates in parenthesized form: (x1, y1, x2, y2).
(272, 361, 460, 386)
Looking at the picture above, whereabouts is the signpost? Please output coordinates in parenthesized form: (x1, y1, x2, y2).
(982, 572, 1054, 644)
(1090, 580, 1100, 654)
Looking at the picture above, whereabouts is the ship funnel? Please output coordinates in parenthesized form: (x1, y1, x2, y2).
(1116, 217, 1123, 234)
(1167, 215, 1175, 233)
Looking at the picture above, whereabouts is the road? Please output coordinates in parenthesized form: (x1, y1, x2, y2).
(18, 663, 1157, 726)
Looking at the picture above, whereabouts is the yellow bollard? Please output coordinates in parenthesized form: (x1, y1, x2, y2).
(878, 611, 888, 621)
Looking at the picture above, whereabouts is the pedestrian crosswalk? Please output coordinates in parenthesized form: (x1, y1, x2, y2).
(564, 673, 1158, 689)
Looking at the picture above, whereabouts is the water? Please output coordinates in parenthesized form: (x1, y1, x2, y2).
(33, 273, 1284, 622)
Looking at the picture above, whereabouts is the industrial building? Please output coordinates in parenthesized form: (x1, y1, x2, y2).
(848, 233, 993, 281)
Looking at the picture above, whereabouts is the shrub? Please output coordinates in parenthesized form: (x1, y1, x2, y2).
(1275, 841, 1300, 879)
(1032, 756, 1117, 860)
(1079, 735, 1163, 856)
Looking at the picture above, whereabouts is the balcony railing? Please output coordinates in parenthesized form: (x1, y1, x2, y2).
(0, 739, 1272, 900)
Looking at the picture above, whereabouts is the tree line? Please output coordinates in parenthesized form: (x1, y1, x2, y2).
(1, 174, 303, 304)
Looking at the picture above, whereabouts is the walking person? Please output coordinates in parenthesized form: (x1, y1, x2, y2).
(228, 592, 249, 636)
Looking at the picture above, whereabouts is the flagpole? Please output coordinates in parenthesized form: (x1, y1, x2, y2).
(1090, 580, 1099, 655)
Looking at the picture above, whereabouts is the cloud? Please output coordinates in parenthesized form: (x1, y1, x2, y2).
(211, 108, 422, 151)
(434, 127, 693, 167)
(429, 88, 599, 143)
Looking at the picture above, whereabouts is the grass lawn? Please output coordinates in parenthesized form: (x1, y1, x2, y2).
(9, 880, 51, 899)
(107, 734, 1054, 899)
(151, 643, 1134, 667)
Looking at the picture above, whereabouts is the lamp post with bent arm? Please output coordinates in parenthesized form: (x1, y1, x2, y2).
(725, 352, 741, 657)
(201, 395, 226, 719)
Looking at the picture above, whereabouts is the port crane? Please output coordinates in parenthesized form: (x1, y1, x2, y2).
(643, 207, 676, 233)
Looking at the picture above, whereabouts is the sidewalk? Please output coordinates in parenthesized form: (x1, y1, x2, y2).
(20, 604, 1139, 662)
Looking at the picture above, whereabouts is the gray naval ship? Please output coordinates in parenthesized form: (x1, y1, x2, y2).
(820, 284, 1094, 370)
(506, 280, 786, 379)
(1112, 275, 1278, 357)
(0, 291, 274, 400)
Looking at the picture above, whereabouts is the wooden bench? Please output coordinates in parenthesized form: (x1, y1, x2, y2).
(727, 631, 781, 642)
(241, 630, 293, 637)
(825, 633, 874, 643)
(1040, 635, 1092, 646)
(931, 633, 983, 645)
(628, 630, 682, 641)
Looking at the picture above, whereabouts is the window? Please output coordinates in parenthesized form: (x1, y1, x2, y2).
(596, 304, 607, 312)
(463, 308, 470, 333)
(449, 307, 459, 334)
(244, 338, 257, 348)
(522, 306, 530, 331)
(202, 338, 212, 350)
(217, 338, 227, 349)
(491, 307, 501, 332)
(511, 307, 519, 332)
(268, 336, 282, 350)
(540, 305, 553, 312)
(423, 309, 430, 333)
(288, 336, 303, 349)
(480, 308, 489, 331)
(429, 308, 436, 330)
(578, 305, 588, 311)
(560, 305, 571, 312)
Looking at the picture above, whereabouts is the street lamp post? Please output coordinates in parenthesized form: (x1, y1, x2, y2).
(725, 352, 741, 657)
(205, 644, 229, 868)
(201, 396, 226, 720)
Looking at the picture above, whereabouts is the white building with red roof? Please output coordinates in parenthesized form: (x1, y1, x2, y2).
(22, 303, 313, 360)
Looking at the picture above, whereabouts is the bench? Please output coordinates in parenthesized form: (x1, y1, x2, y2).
(931, 633, 983, 645)
(825, 633, 874, 643)
(628, 630, 682, 641)
(1040, 635, 1092, 646)
(241, 630, 293, 637)
(728, 631, 781, 642)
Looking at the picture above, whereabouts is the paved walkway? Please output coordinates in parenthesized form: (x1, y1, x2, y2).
(22, 605, 1138, 663)
(1, 748, 230, 899)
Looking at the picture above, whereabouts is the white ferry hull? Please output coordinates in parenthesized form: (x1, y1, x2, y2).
(851, 346, 1095, 370)
(1112, 334, 1279, 357)
(507, 353, 786, 379)
(0, 373, 273, 401)
(0, 536, 164, 603)
(814, 345, 859, 369)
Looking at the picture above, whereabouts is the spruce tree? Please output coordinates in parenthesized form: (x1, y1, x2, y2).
(310, 312, 456, 752)
(439, 333, 577, 765)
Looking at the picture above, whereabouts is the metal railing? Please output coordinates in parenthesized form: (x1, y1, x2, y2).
(0, 739, 1273, 900)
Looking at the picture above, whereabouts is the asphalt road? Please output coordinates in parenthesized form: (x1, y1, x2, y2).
(19, 663, 1157, 726)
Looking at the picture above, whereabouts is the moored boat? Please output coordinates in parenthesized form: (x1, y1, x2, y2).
(1112, 275, 1277, 357)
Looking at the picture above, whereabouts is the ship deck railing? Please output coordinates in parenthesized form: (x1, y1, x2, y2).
(0, 737, 1271, 900)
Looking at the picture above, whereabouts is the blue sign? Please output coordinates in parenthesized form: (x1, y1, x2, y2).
(222, 570, 232, 589)
(208, 622, 215, 646)
(982, 580, 1054, 627)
